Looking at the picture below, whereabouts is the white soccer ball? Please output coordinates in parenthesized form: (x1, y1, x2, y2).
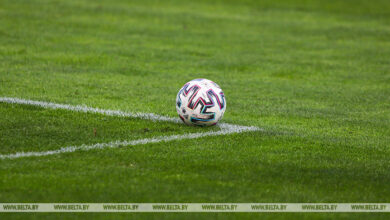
(176, 78, 226, 126)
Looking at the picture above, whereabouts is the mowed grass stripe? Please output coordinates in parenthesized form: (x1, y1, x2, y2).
(0, 97, 259, 159)
(0, 102, 198, 155)
(0, 128, 255, 160)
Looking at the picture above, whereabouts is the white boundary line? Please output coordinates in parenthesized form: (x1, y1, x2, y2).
(0, 97, 260, 159)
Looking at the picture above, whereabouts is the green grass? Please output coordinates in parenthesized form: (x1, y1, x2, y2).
(0, 103, 209, 154)
(0, 0, 390, 219)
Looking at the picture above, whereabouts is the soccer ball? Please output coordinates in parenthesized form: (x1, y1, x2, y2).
(176, 78, 226, 126)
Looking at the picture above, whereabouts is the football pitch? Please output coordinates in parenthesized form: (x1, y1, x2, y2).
(0, 0, 389, 219)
